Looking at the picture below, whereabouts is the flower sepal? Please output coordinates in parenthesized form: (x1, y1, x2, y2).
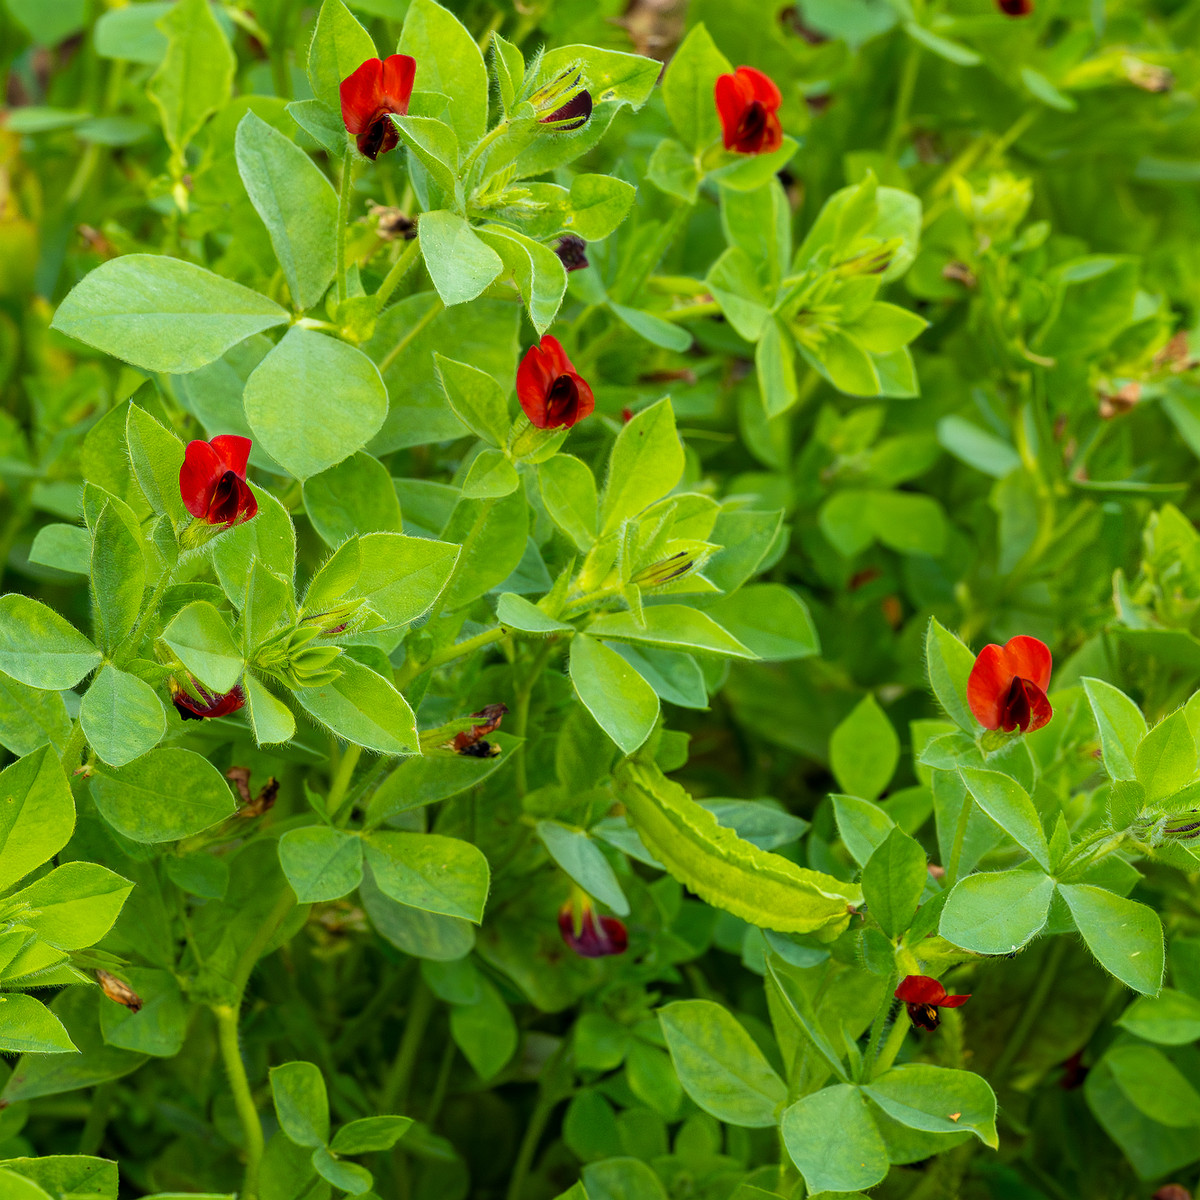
(507, 416, 569, 463)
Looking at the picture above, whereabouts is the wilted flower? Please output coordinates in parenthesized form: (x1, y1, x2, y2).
(558, 899, 627, 958)
(895, 975, 971, 1030)
(967, 635, 1053, 734)
(447, 703, 508, 758)
(996, 0, 1033, 14)
(97, 969, 142, 1013)
(554, 235, 589, 273)
(179, 435, 257, 528)
(715, 66, 784, 155)
(340, 54, 416, 160)
(517, 335, 595, 429)
(171, 679, 245, 722)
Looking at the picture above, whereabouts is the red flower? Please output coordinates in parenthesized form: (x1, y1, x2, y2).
(541, 89, 593, 131)
(172, 680, 245, 722)
(558, 900, 627, 958)
(895, 975, 970, 1030)
(516, 335, 594, 430)
(179, 435, 257, 527)
(340, 55, 417, 160)
(996, 0, 1033, 14)
(715, 67, 784, 155)
(967, 635, 1053, 734)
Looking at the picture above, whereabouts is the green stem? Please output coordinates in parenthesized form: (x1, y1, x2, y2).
(504, 1089, 557, 1200)
(214, 1004, 265, 1200)
(512, 639, 559, 796)
(659, 300, 721, 324)
(77, 1081, 114, 1155)
(115, 566, 174, 669)
(460, 119, 509, 184)
(380, 979, 436, 1114)
(394, 625, 508, 692)
(232, 888, 297, 1002)
(374, 236, 423, 308)
(884, 43, 921, 159)
(59, 720, 87, 775)
(872, 1004, 911, 1077)
(336, 152, 356, 307)
(327, 744, 362, 821)
(861, 966, 900, 1081)
(991, 939, 1066, 1081)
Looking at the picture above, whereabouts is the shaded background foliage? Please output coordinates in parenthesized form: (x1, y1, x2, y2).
(3, 1, 1200, 1199)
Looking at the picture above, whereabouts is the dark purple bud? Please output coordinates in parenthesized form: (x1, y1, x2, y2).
(541, 90, 592, 131)
(554, 235, 589, 272)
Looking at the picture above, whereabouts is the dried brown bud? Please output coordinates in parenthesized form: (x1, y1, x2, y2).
(1098, 381, 1140, 420)
(97, 969, 142, 1013)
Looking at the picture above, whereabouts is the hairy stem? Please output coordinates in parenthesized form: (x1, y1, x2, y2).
(214, 1003, 265, 1200)
(336, 152, 356, 307)
(374, 236, 423, 309)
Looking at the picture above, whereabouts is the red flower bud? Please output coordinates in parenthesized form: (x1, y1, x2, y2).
(997, 0, 1033, 14)
(558, 900, 627, 958)
(967, 635, 1053, 734)
(340, 54, 417, 160)
(554, 235, 589, 273)
(894, 974, 970, 1030)
(541, 89, 593, 131)
(179, 435, 257, 527)
(715, 67, 784, 156)
(172, 680, 245, 722)
(516, 335, 594, 430)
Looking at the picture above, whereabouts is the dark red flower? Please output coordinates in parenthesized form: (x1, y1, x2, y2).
(895, 975, 970, 1030)
(448, 703, 508, 757)
(340, 54, 417, 160)
(558, 900, 627, 958)
(967, 635, 1053, 734)
(179, 435, 257, 528)
(541, 89, 592, 131)
(997, 0, 1033, 14)
(554, 235, 589, 273)
(715, 67, 784, 155)
(516, 335, 594, 430)
(172, 680, 245, 722)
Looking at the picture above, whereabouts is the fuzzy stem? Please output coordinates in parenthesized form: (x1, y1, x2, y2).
(336, 152, 356, 307)
(214, 1003, 265, 1200)
(394, 625, 508, 692)
(374, 236, 423, 309)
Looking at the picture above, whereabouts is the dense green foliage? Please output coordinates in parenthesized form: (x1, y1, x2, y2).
(2, 1, 1200, 1198)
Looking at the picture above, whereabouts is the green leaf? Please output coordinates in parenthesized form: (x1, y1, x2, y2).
(363, 831, 490, 922)
(449, 977, 518, 1081)
(9, 860, 131, 950)
(297, 659, 418, 755)
(392, 117, 459, 201)
(278, 826, 364, 902)
(439, 491, 529, 611)
(537, 821, 629, 915)
(830, 694, 899, 800)
(1134, 710, 1197, 802)
(399, 0, 488, 145)
(302, 451, 404, 547)
(707, 246, 770, 341)
(1058, 883, 1164, 995)
(647, 138, 702, 203)
(609, 303, 693, 353)
(462, 449, 520, 499)
(235, 112, 338, 312)
(496, 593, 572, 634)
(1118, 988, 1200, 1045)
(244, 327, 388, 480)
(80, 665, 166, 767)
(756, 318, 798, 417)
(781, 1084, 889, 1194)
(581, 1159, 668, 1200)
(587, 606, 754, 659)
(330, 1115, 413, 1155)
(89, 747, 237, 843)
(703, 585, 819, 662)
(1105, 1043, 1200, 1127)
(50, 255, 288, 373)
(419, 211, 504, 308)
(147, 0, 234, 157)
(710, 137, 799, 192)
(832, 794, 895, 868)
(569, 634, 659, 755)
(1083, 677, 1147, 783)
(98, 966, 188, 1057)
(902, 20, 981, 66)
(163, 601, 243, 693)
(864, 1064, 998, 1147)
(0, 745, 75, 892)
(958, 766, 1051, 871)
(312, 1147, 373, 1195)
(926, 617, 976, 732)
(662, 23, 731, 153)
(360, 866, 475, 961)
(434, 354, 511, 447)
(861, 826, 927, 939)
(0, 994, 76, 1054)
(939, 870, 1055, 955)
(28, 524, 91, 575)
(90, 502, 144, 654)
(306, 0, 376, 114)
(0, 1158, 117, 1200)
(244, 674, 297, 747)
(211, 485, 296, 607)
(659, 999, 785, 1128)
(477, 227, 568, 335)
(125, 404, 187, 527)
(539, 455, 598, 551)
(843, 301, 928, 354)
(0, 596, 99, 690)
(0, 669, 72, 757)
(615, 759, 860, 935)
(599, 398, 685, 537)
(270, 1060, 330, 1149)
